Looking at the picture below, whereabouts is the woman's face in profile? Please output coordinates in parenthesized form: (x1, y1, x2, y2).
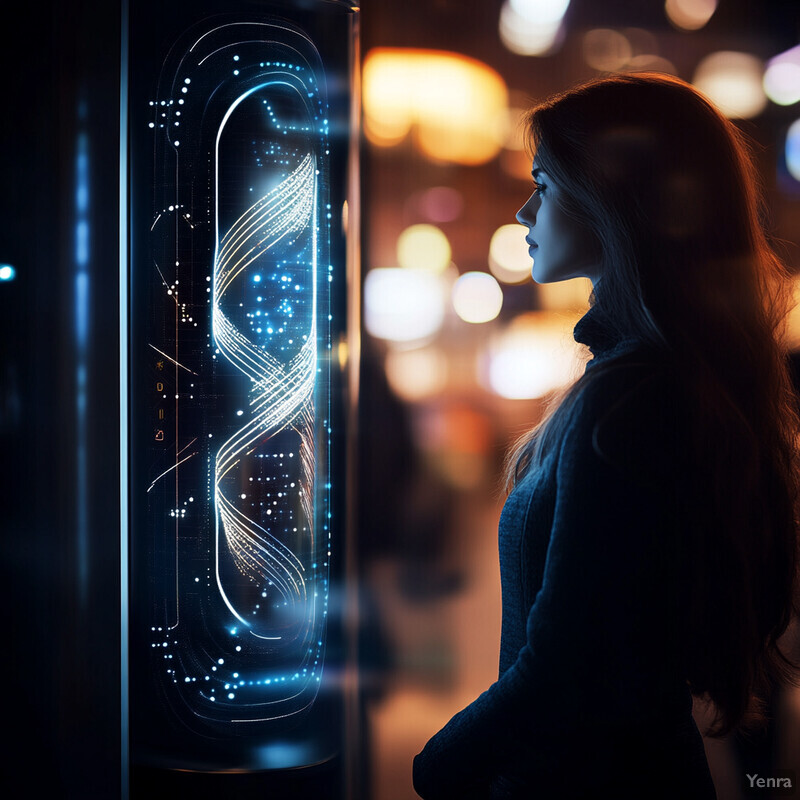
(516, 159, 600, 285)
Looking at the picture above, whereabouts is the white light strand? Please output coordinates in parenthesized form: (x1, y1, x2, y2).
(213, 155, 317, 633)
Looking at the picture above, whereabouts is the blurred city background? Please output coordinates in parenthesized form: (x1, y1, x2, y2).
(356, 2, 800, 799)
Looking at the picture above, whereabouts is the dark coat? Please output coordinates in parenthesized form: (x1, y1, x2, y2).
(413, 306, 717, 799)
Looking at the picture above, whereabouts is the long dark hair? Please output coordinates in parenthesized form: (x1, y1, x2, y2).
(507, 73, 800, 738)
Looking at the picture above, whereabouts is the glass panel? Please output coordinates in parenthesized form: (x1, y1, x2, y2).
(128, 3, 357, 775)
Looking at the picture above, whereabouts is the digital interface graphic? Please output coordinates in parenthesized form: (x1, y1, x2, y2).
(141, 20, 334, 732)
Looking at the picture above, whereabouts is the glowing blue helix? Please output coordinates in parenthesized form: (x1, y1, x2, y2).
(212, 153, 317, 640)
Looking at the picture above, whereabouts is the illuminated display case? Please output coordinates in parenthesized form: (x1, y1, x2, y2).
(126, 0, 359, 791)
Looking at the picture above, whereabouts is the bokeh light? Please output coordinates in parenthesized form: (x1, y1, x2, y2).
(764, 63, 800, 106)
(625, 54, 677, 74)
(582, 29, 632, 72)
(499, 0, 565, 57)
(452, 272, 504, 324)
(417, 187, 465, 223)
(536, 277, 593, 311)
(499, 106, 528, 152)
(481, 312, 582, 399)
(0, 264, 16, 282)
(692, 51, 766, 118)
(489, 224, 531, 284)
(621, 27, 658, 60)
(787, 119, 800, 182)
(783, 273, 800, 350)
(664, 0, 717, 31)
(510, 0, 570, 23)
(363, 48, 508, 164)
(397, 224, 452, 274)
(364, 268, 446, 343)
(764, 46, 800, 107)
(385, 346, 448, 401)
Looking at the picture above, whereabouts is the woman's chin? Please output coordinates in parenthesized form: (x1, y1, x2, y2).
(531, 263, 559, 284)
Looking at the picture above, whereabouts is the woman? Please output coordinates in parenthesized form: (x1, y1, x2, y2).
(412, 73, 800, 799)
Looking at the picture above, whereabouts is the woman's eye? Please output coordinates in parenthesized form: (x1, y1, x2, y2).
(533, 181, 546, 196)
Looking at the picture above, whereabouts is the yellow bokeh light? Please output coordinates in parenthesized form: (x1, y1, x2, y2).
(364, 267, 446, 343)
(499, 1, 564, 57)
(489, 224, 531, 284)
(397, 224, 452, 274)
(536, 277, 593, 311)
(452, 272, 504, 324)
(692, 51, 766, 119)
(385, 347, 448, 402)
(480, 312, 583, 399)
(499, 107, 528, 152)
(625, 54, 677, 75)
(582, 29, 633, 72)
(363, 48, 508, 165)
(665, 0, 717, 31)
(783, 273, 800, 350)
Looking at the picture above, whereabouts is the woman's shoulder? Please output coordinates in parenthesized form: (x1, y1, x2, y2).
(566, 345, 686, 480)
(577, 343, 680, 415)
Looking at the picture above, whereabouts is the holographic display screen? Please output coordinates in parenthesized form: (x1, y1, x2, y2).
(135, 19, 335, 739)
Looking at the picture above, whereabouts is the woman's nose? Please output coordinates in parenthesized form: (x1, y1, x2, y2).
(516, 194, 538, 226)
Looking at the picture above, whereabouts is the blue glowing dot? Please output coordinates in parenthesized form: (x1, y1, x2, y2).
(228, 692, 235, 699)
(253, 274, 261, 282)
(0, 264, 16, 282)
(218, 658, 224, 665)
(233, 55, 240, 61)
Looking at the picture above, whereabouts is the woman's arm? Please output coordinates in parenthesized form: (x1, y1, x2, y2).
(413, 364, 684, 799)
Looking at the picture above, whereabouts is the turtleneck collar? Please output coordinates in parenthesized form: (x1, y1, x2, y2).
(572, 302, 624, 359)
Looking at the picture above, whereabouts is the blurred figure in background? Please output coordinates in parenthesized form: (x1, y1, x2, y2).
(412, 73, 800, 799)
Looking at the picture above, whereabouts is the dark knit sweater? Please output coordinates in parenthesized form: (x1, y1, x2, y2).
(412, 305, 717, 799)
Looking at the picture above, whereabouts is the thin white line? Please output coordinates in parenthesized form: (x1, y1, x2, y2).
(147, 343, 198, 375)
(146, 451, 198, 493)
